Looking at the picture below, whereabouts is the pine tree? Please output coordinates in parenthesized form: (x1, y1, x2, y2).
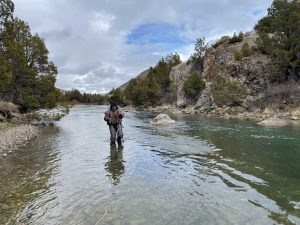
(255, 0, 300, 82)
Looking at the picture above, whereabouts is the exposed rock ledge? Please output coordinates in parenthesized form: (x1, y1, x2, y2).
(0, 125, 39, 158)
(257, 119, 300, 127)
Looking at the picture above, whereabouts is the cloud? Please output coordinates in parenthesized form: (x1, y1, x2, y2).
(41, 26, 72, 41)
(89, 11, 115, 33)
(13, 0, 273, 93)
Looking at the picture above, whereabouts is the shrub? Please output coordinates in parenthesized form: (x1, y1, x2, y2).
(228, 32, 244, 44)
(213, 36, 230, 48)
(183, 73, 205, 99)
(234, 51, 242, 61)
(241, 42, 252, 57)
(44, 92, 57, 109)
(0, 101, 19, 113)
(212, 76, 248, 106)
(234, 42, 252, 61)
(22, 95, 40, 110)
(255, 83, 300, 110)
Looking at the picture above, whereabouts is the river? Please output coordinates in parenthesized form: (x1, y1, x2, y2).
(1, 106, 300, 225)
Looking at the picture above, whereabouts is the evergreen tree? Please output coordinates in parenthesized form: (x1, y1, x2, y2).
(0, 0, 58, 110)
(183, 72, 205, 100)
(189, 37, 207, 70)
(147, 76, 160, 106)
(255, 0, 300, 82)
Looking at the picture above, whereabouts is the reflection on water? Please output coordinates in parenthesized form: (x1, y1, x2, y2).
(0, 127, 60, 225)
(0, 106, 300, 225)
(105, 144, 125, 185)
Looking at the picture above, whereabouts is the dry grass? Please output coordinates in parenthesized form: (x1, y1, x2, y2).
(0, 122, 15, 131)
(291, 107, 300, 117)
(0, 101, 20, 113)
(251, 83, 300, 110)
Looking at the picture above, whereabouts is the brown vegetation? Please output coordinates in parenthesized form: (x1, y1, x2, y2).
(0, 101, 20, 121)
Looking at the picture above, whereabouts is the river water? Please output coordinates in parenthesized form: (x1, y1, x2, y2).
(1, 106, 300, 225)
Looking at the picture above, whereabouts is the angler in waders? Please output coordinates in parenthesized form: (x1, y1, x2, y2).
(104, 102, 124, 145)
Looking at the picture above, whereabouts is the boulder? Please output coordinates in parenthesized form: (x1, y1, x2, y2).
(150, 114, 176, 125)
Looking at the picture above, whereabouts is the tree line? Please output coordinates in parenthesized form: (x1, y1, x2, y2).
(0, 0, 59, 111)
(108, 40, 207, 107)
(58, 89, 106, 105)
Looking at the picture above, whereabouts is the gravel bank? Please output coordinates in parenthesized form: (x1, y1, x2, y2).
(0, 125, 39, 158)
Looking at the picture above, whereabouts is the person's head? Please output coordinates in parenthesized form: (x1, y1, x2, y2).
(110, 101, 118, 111)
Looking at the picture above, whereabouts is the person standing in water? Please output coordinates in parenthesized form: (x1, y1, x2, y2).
(104, 101, 125, 145)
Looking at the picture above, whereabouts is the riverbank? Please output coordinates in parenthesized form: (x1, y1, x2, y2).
(0, 102, 69, 159)
(0, 124, 39, 158)
(124, 104, 300, 126)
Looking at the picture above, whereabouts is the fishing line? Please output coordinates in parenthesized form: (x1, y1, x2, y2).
(94, 209, 107, 225)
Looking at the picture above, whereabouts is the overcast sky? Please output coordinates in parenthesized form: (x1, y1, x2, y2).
(13, 0, 272, 94)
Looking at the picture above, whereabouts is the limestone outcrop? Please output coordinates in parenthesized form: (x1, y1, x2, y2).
(169, 63, 193, 107)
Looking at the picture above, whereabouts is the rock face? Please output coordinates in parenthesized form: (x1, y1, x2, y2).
(196, 31, 271, 113)
(169, 63, 193, 107)
(195, 83, 216, 112)
(150, 114, 176, 125)
(167, 31, 272, 113)
(115, 30, 298, 118)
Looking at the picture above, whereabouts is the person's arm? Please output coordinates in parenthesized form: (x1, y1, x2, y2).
(104, 111, 111, 123)
(118, 110, 124, 119)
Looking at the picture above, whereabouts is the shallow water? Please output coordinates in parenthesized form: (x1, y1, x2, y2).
(1, 106, 300, 225)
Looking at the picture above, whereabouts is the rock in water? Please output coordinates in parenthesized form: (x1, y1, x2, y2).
(150, 114, 176, 125)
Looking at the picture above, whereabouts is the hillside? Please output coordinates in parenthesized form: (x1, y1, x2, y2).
(111, 0, 300, 119)
(113, 30, 299, 119)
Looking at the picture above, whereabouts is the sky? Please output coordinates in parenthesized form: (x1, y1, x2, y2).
(13, 0, 273, 94)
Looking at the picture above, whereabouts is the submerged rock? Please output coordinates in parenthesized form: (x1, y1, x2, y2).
(150, 114, 176, 125)
(257, 119, 290, 127)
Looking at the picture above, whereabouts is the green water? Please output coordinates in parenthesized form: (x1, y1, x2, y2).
(1, 106, 300, 225)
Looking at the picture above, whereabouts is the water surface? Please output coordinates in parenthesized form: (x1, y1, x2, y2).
(1, 106, 300, 225)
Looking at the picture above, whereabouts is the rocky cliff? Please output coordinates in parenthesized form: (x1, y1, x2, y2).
(169, 31, 298, 116)
(118, 31, 300, 119)
(169, 63, 193, 107)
